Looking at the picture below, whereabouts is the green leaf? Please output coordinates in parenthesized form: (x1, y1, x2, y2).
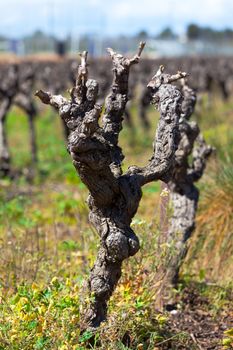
(27, 320, 38, 330)
(199, 269, 206, 281)
(35, 336, 49, 349)
(79, 330, 93, 343)
(222, 337, 233, 346)
(58, 240, 79, 251)
(225, 328, 233, 337)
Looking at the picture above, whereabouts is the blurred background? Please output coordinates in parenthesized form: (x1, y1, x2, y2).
(1, 0, 233, 57)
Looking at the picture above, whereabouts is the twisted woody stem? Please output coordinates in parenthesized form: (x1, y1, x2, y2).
(14, 65, 38, 166)
(165, 78, 213, 286)
(0, 99, 12, 176)
(0, 65, 19, 177)
(127, 65, 187, 184)
(0, 64, 38, 177)
(102, 42, 146, 176)
(36, 45, 185, 329)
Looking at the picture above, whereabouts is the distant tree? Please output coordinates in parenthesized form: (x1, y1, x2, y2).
(136, 30, 149, 39)
(187, 24, 200, 40)
(224, 28, 233, 40)
(23, 30, 56, 54)
(157, 27, 177, 40)
(187, 24, 233, 41)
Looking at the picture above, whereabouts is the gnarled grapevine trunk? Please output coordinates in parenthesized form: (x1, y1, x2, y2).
(14, 66, 38, 167)
(0, 64, 38, 177)
(166, 79, 213, 285)
(0, 98, 12, 176)
(36, 47, 187, 329)
(0, 65, 18, 177)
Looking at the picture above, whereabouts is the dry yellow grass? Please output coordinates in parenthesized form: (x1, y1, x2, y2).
(185, 161, 233, 284)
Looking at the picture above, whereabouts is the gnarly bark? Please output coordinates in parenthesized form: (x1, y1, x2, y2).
(0, 64, 38, 177)
(36, 48, 186, 329)
(0, 65, 19, 176)
(138, 86, 152, 129)
(0, 98, 12, 176)
(166, 78, 213, 285)
(14, 66, 38, 166)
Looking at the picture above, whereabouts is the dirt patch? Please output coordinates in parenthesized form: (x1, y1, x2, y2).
(162, 284, 233, 349)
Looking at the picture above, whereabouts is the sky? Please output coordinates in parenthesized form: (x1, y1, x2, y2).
(1, 0, 233, 38)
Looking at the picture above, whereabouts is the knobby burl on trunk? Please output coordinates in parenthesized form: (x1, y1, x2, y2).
(36, 44, 187, 328)
(166, 78, 213, 285)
